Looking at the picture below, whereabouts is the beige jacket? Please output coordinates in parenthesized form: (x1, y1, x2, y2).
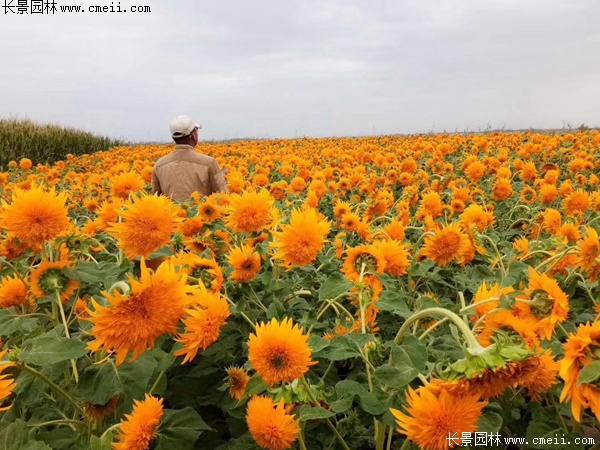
(151, 145, 229, 201)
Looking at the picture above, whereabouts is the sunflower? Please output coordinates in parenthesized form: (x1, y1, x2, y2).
(539, 184, 558, 204)
(84, 395, 119, 423)
(271, 208, 330, 269)
(471, 282, 514, 319)
(197, 201, 223, 222)
(176, 253, 224, 293)
(340, 212, 360, 232)
(333, 200, 351, 219)
(563, 189, 590, 216)
(420, 223, 470, 267)
(174, 286, 230, 363)
(520, 186, 537, 204)
(87, 259, 189, 365)
(475, 309, 540, 349)
(390, 384, 487, 450)
(576, 227, 600, 272)
(380, 218, 406, 241)
(558, 223, 580, 243)
(541, 208, 562, 235)
(247, 318, 315, 386)
(459, 204, 494, 232)
(0, 348, 16, 411)
(560, 321, 600, 422)
(109, 194, 182, 259)
(523, 266, 569, 340)
(341, 244, 386, 282)
(227, 366, 250, 400)
(512, 236, 529, 258)
(0, 275, 29, 309)
(179, 216, 205, 237)
(226, 245, 261, 283)
(246, 396, 299, 450)
(374, 240, 410, 276)
(518, 350, 559, 402)
(419, 191, 444, 218)
(110, 172, 145, 200)
(0, 184, 70, 249)
(30, 258, 79, 303)
(225, 189, 274, 233)
(113, 394, 164, 450)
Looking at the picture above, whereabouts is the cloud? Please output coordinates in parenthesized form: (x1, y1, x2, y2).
(1, 0, 599, 141)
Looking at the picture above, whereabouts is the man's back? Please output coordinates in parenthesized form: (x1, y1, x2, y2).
(151, 144, 228, 201)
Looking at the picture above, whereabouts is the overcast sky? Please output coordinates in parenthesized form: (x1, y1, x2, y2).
(1, 0, 599, 142)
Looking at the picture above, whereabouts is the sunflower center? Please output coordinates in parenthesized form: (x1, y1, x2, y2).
(270, 354, 287, 370)
(242, 260, 255, 270)
(354, 254, 378, 274)
(39, 268, 69, 294)
(529, 290, 553, 318)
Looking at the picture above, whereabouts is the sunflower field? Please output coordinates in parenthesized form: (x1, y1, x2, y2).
(0, 131, 599, 450)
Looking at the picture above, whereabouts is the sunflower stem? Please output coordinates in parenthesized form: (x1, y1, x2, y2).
(385, 425, 394, 450)
(393, 307, 487, 359)
(418, 317, 448, 341)
(478, 233, 507, 276)
(0, 256, 29, 289)
(55, 290, 79, 384)
(30, 419, 84, 430)
(18, 363, 84, 416)
(298, 426, 308, 450)
(149, 368, 166, 395)
(225, 296, 256, 330)
(299, 376, 351, 450)
(100, 423, 121, 442)
(458, 297, 500, 314)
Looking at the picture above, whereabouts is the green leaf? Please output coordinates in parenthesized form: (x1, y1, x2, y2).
(317, 334, 373, 361)
(19, 336, 87, 366)
(399, 335, 427, 371)
(376, 291, 411, 317)
(318, 273, 353, 301)
(76, 354, 158, 406)
(477, 412, 503, 434)
(307, 335, 330, 353)
(329, 380, 387, 415)
(373, 364, 418, 389)
(296, 405, 336, 421)
(0, 307, 38, 336)
(155, 407, 212, 450)
(76, 361, 121, 405)
(90, 434, 113, 450)
(0, 419, 52, 450)
(577, 360, 600, 385)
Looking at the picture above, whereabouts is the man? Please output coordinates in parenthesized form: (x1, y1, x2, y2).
(151, 115, 228, 201)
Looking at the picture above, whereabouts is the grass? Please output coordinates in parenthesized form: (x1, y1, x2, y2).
(0, 118, 126, 169)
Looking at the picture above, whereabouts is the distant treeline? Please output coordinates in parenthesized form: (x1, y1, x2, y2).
(0, 119, 126, 169)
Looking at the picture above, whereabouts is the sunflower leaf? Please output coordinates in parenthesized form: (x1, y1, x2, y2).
(577, 360, 600, 385)
(373, 364, 418, 389)
(18, 336, 87, 366)
(155, 407, 212, 450)
(296, 405, 336, 421)
(318, 273, 353, 301)
(316, 334, 373, 361)
(0, 307, 38, 337)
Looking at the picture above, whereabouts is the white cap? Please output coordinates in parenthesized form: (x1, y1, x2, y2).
(169, 115, 202, 138)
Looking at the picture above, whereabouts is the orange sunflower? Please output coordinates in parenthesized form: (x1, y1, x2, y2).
(113, 394, 164, 450)
(246, 395, 299, 450)
(227, 366, 250, 400)
(176, 253, 224, 293)
(0, 275, 29, 309)
(374, 240, 410, 276)
(563, 189, 590, 216)
(560, 321, 600, 421)
(342, 244, 386, 282)
(225, 189, 274, 233)
(226, 245, 261, 283)
(110, 172, 145, 200)
(247, 318, 315, 386)
(391, 384, 487, 450)
(198, 201, 223, 222)
(30, 258, 79, 303)
(0, 184, 70, 249)
(420, 223, 470, 267)
(0, 348, 16, 411)
(109, 193, 182, 259)
(271, 208, 330, 269)
(522, 266, 569, 340)
(174, 286, 230, 363)
(576, 227, 600, 273)
(87, 259, 189, 365)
